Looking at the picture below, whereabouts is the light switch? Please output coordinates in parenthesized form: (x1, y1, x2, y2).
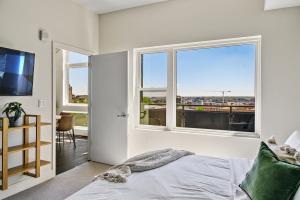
(38, 99, 47, 108)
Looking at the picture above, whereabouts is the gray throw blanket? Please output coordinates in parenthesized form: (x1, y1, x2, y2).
(96, 148, 194, 183)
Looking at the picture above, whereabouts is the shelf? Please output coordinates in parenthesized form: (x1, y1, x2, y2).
(6, 122, 51, 131)
(0, 115, 50, 190)
(0, 160, 50, 178)
(0, 141, 51, 155)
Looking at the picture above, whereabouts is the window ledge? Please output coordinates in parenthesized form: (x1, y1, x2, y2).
(74, 126, 88, 131)
(134, 126, 260, 139)
(63, 103, 88, 107)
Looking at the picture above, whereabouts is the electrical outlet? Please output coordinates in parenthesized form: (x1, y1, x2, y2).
(38, 99, 47, 108)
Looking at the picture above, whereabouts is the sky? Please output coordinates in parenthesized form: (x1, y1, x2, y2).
(68, 44, 256, 97)
(68, 52, 88, 96)
(143, 44, 256, 97)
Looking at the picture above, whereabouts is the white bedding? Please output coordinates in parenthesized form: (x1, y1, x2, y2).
(66, 155, 253, 200)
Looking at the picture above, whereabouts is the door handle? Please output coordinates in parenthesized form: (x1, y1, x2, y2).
(117, 113, 129, 118)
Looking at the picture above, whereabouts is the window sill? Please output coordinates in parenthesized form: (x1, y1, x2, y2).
(63, 103, 88, 107)
(134, 126, 260, 139)
(74, 126, 88, 131)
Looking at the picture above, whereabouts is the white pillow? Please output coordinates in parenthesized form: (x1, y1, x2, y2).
(285, 130, 300, 200)
(285, 130, 300, 152)
(294, 190, 300, 200)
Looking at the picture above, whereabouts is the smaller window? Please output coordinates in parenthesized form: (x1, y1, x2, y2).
(68, 67, 88, 104)
(65, 51, 89, 105)
(141, 52, 167, 88)
(139, 52, 168, 127)
(140, 91, 166, 126)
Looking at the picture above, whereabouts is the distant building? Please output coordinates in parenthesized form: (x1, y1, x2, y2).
(69, 84, 73, 102)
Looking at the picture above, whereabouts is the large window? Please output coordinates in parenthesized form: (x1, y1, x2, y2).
(136, 36, 261, 136)
(66, 51, 89, 104)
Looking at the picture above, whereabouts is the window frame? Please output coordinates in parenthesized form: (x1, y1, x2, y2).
(63, 52, 89, 107)
(134, 36, 261, 138)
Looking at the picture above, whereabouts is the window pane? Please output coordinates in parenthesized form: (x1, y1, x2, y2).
(69, 67, 88, 104)
(140, 91, 166, 126)
(176, 44, 256, 132)
(65, 112, 88, 127)
(142, 52, 167, 88)
(67, 51, 88, 64)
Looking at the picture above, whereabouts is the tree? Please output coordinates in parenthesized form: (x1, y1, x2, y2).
(196, 106, 205, 111)
(142, 97, 152, 104)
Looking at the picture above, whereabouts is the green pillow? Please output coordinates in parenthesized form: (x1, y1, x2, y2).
(240, 142, 300, 200)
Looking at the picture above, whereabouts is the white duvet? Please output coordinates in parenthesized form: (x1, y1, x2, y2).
(67, 155, 253, 200)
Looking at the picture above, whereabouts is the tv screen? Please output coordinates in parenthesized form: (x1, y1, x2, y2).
(0, 47, 35, 96)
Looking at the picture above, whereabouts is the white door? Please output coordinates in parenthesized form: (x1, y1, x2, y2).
(89, 51, 128, 165)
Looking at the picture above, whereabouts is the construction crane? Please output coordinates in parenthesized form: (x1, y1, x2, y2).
(209, 90, 231, 105)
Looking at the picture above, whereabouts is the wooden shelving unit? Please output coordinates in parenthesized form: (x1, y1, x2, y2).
(0, 115, 51, 190)
(0, 160, 50, 179)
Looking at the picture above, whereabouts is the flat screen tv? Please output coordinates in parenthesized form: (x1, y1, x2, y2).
(0, 47, 35, 96)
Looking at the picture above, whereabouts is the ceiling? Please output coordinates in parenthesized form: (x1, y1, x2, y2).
(72, 0, 168, 14)
(265, 0, 300, 10)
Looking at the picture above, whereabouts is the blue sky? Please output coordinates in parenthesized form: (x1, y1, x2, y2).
(68, 52, 88, 95)
(69, 68, 88, 95)
(143, 44, 256, 97)
(68, 52, 88, 64)
(68, 44, 256, 97)
(142, 52, 168, 88)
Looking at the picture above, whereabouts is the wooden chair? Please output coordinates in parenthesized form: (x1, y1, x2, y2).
(56, 115, 76, 148)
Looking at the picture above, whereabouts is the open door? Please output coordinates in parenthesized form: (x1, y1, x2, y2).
(89, 52, 128, 165)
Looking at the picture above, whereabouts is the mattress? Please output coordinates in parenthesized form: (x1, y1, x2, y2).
(66, 155, 253, 200)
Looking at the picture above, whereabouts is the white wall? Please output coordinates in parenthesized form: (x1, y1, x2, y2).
(98, 0, 300, 159)
(0, 0, 98, 198)
(56, 50, 64, 114)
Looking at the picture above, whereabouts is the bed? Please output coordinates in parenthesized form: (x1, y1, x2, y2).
(66, 155, 253, 200)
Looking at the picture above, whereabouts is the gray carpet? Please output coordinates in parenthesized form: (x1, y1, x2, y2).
(5, 162, 110, 200)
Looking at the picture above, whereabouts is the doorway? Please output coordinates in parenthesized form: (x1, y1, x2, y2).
(53, 42, 128, 175)
(53, 44, 92, 175)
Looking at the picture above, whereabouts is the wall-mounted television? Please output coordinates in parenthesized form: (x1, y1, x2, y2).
(0, 47, 35, 96)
